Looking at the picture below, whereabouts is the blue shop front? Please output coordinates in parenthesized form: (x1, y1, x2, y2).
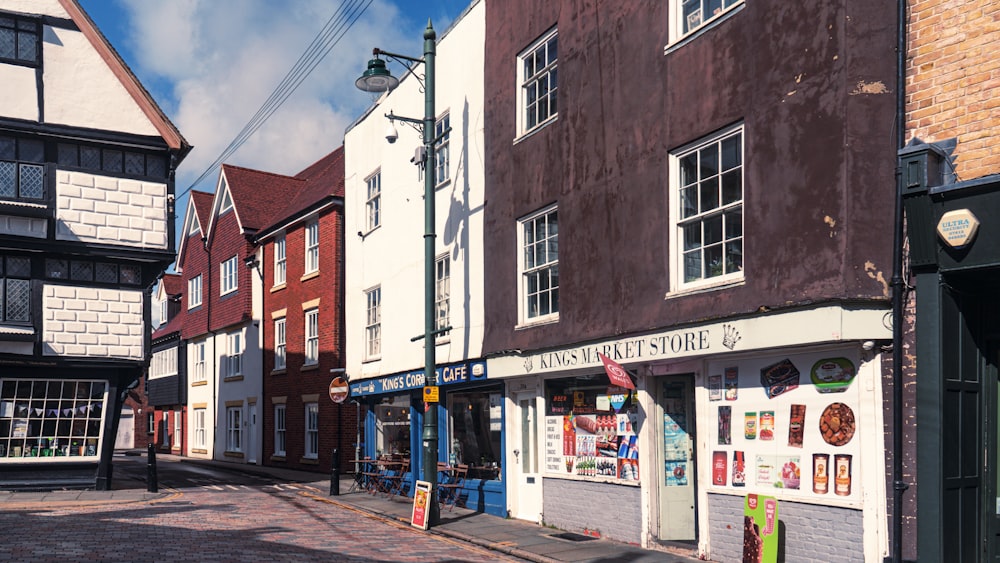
(349, 359, 506, 516)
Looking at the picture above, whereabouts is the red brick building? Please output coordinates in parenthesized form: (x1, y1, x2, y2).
(149, 273, 186, 455)
(251, 147, 356, 474)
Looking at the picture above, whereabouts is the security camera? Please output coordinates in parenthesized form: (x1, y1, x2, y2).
(862, 340, 875, 351)
(385, 121, 399, 144)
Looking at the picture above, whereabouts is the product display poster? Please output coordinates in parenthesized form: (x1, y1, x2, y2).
(706, 349, 862, 502)
(544, 414, 640, 482)
(743, 494, 778, 563)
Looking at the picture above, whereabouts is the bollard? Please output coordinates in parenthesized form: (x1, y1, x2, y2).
(147, 442, 158, 493)
(330, 447, 340, 496)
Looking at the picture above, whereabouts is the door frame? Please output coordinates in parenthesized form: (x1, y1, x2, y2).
(655, 374, 698, 542)
(510, 388, 542, 522)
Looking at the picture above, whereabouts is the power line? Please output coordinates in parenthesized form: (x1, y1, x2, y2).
(177, 0, 372, 201)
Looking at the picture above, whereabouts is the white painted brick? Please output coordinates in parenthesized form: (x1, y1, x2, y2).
(121, 291, 142, 303)
(109, 346, 130, 357)
(64, 322, 86, 333)
(47, 322, 63, 332)
(128, 193, 153, 208)
(152, 195, 166, 210)
(53, 286, 75, 298)
(106, 191, 129, 204)
(85, 301, 108, 312)
(96, 226, 119, 240)
(86, 346, 109, 356)
(108, 302, 130, 313)
(44, 309, 55, 320)
(94, 176, 117, 191)
(55, 333, 75, 344)
(118, 229, 142, 243)
(79, 187, 105, 202)
(99, 289, 120, 301)
(58, 210, 81, 223)
(106, 215, 129, 228)
(152, 220, 166, 232)
(70, 198, 95, 212)
(99, 313, 120, 324)
(88, 323, 108, 334)
(109, 324, 129, 335)
(76, 287, 99, 300)
(129, 217, 153, 231)
(142, 183, 166, 197)
(143, 231, 167, 248)
(64, 301, 85, 311)
(57, 170, 70, 183)
(60, 184, 81, 198)
(121, 336, 142, 348)
(119, 206, 142, 217)
(57, 198, 72, 210)
(76, 311, 98, 323)
(119, 180, 142, 194)
(54, 311, 75, 321)
(143, 207, 165, 220)
(80, 212, 106, 227)
(94, 201, 119, 215)
(74, 224, 97, 238)
(77, 333, 98, 345)
(100, 335, 119, 346)
(65, 345, 86, 356)
(128, 346, 143, 358)
(69, 173, 94, 187)
(127, 325, 143, 336)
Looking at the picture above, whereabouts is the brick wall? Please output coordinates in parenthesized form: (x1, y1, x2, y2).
(707, 493, 864, 562)
(207, 210, 253, 332)
(541, 478, 642, 544)
(180, 230, 208, 340)
(41, 284, 143, 359)
(907, 0, 1000, 180)
(55, 171, 168, 249)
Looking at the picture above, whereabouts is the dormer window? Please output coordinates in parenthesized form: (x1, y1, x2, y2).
(0, 15, 39, 66)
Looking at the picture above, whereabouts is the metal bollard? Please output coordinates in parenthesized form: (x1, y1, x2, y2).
(147, 442, 158, 493)
(330, 447, 340, 496)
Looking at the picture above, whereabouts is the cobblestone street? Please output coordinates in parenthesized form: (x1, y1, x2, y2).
(0, 482, 521, 563)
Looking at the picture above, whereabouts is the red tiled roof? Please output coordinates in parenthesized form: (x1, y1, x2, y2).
(160, 273, 183, 296)
(153, 307, 184, 340)
(221, 164, 305, 233)
(191, 191, 214, 232)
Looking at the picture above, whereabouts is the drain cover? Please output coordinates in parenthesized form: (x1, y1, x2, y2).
(551, 532, 597, 542)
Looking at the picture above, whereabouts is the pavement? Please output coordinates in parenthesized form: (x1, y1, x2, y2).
(0, 452, 703, 563)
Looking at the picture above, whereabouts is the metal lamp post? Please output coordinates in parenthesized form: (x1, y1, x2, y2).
(356, 21, 442, 527)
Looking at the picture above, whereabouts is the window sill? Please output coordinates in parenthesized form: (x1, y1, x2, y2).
(271, 368, 287, 376)
(663, 3, 745, 56)
(270, 283, 286, 293)
(224, 451, 245, 459)
(191, 448, 208, 455)
(187, 303, 203, 311)
(300, 271, 320, 282)
(301, 364, 318, 372)
(224, 375, 244, 382)
(362, 356, 381, 364)
(300, 456, 319, 465)
(515, 314, 560, 331)
(513, 115, 558, 146)
(665, 278, 745, 300)
(270, 455, 286, 462)
(191, 380, 207, 387)
(220, 289, 238, 299)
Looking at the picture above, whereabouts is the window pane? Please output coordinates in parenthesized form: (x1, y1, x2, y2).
(16, 29, 36, 62)
(147, 156, 165, 178)
(683, 250, 701, 282)
(726, 240, 743, 273)
(683, 222, 702, 251)
(19, 140, 43, 162)
(19, 164, 43, 199)
(680, 186, 697, 219)
(0, 137, 14, 160)
(725, 208, 743, 239)
(125, 152, 145, 175)
(0, 27, 14, 59)
(705, 244, 724, 278)
(699, 145, 718, 179)
(721, 169, 741, 205)
(680, 153, 698, 188)
(80, 147, 100, 170)
(0, 161, 14, 198)
(704, 214, 723, 245)
(6, 279, 30, 321)
(721, 135, 741, 171)
(58, 144, 78, 167)
(699, 176, 719, 213)
(547, 36, 558, 64)
(7, 257, 30, 277)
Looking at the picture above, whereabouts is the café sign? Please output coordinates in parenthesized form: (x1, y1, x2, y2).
(349, 360, 487, 398)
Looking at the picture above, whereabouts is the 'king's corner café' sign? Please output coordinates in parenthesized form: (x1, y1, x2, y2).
(349, 360, 487, 398)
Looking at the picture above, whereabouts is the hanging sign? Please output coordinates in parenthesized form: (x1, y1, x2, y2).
(599, 353, 636, 390)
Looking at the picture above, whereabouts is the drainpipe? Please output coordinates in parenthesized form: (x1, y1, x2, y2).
(890, 0, 907, 560)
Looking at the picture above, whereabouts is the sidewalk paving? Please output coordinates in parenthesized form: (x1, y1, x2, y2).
(1, 452, 702, 563)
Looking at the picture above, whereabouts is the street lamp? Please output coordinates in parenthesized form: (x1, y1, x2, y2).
(356, 21, 445, 527)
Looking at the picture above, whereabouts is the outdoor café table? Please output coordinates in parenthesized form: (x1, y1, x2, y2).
(350, 459, 374, 493)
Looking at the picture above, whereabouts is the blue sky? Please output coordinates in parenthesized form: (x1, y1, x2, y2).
(76, 0, 472, 197)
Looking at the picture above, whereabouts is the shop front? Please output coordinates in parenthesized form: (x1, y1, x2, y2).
(491, 305, 890, 559)
(349, 359, 506, 516)
(0, 366, 132, 490)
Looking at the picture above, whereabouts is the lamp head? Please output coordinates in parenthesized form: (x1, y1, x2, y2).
(355, 57, 399, 93)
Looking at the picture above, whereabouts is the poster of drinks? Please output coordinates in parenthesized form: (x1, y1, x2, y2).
(707, 349, 861, 502)
(544, 412, 640, 482)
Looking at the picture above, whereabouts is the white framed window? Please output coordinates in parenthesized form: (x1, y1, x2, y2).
(435, 254, 450, 336)
(172, 410, 181, 447)
(434, 113, 450, 185)
(365, 286, 381, 360)
(304, 403, 319, 459)
(274, 318, 286, 370)
(161, 411, 170, 446)
(274, 235, 286, 286)
(219, 190, 233, 214)
(194, 408, 206, 448)
(220, 256, 238, 295)
(188, 274, 202, 308)
(518, 206, 559, 323)
(147, 411, 155, 435)
(192, 340, 206, 383)
(366, 171, 381, 232)
(670, 124, 744, 291)
(226, 331, 243, 377)
(670, 0, 743, 43)
(274, 404, 286, 456)
(226, 406, 242, 452)
(304, 221, 319, 274)
(305, 309, 319, 365)
(160, 298, 168, 325)
(151, 347, 178, 379)
(517, 28, 558, 136)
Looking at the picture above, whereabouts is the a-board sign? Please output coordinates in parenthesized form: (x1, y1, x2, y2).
(411, 480, 432, 529)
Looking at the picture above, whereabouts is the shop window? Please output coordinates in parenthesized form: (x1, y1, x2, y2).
(543, 375, 640, 482)
(447, 388, 503, 480)
(375, 395, 410, 457)
(0, 379, 107, 460)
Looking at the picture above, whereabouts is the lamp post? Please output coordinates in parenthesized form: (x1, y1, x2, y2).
(356, 21, 442, 527)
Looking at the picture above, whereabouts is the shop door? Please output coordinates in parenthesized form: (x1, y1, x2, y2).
(512, 391, 542, 522)
(987, 339, 1000, 562)
(657, 376, 696, 541)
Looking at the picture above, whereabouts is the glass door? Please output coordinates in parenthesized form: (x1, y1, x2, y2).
(512, 391, 542, 522)
(658, 376, 697, 540)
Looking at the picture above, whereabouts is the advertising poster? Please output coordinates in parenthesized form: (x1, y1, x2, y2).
(743, 494, 778, 563)
(410, 480, 432, 530)
(709, 375, 723, 401)
(706, 350, 862, 502)
(545, 413, 639, 482)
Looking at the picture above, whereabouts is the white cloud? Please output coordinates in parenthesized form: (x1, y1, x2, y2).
(114, 0, 433, 191)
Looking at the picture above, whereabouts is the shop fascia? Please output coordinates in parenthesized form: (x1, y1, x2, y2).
(490, 305, 891, 377)
(349, 360, 488, 398)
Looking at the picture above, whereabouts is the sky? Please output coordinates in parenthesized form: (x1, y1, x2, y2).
(76, 0, 472, 199)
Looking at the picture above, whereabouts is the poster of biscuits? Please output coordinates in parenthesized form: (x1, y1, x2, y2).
(704, 348, 863, 503)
